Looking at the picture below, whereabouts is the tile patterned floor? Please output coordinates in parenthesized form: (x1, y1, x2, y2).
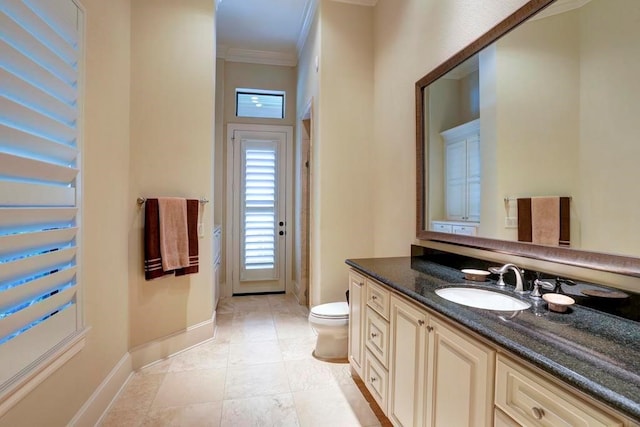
(100, 294, 385, 427)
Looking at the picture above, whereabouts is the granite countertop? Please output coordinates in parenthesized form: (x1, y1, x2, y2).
(345, 256, 640, 422)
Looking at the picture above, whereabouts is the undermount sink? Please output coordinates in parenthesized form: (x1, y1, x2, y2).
(435, 287, 531, 311)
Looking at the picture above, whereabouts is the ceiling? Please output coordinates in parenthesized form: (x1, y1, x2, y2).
(216, 0, 377, 66)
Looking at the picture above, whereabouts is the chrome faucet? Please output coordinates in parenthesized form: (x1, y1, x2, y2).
(489, 263, 526, 293)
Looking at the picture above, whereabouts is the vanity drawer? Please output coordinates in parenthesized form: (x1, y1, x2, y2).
(364, 349, 388, 412)
(453, 224, 477, 236)
(495, 356, 623, 427)
(431, 222, 453, 233)
(366, 280, 390, 320)
(365, 306, 390, 368)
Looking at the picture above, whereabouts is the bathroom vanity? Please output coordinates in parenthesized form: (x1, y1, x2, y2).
(346, 256, 640, 427)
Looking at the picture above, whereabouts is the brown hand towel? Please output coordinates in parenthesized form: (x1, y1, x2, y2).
(144, 198, 170, 280)
(158, 197, 190, 271)
(517, 197, 570, 246)
(175, 199, 199, 276)
(531, 197, 560, 246)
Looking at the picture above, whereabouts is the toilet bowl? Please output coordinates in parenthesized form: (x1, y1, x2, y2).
(308, 301, 349, 362)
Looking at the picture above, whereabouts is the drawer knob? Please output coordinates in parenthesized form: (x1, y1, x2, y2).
(531, 407, 545, 420)
(371, 332, 378, 338)
(371, 295, 378, 301)
(370, 377, 377, 383)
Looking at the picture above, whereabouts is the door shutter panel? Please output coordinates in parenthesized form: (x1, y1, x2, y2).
(241, 142, 279, 280)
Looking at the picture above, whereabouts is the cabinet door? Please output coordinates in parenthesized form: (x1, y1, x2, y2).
(425, 317, 495, 427)
(466, 136, 481, 222)
(445, 140, 467, 221)
(388, 295, 428, 427)
(348, 271, 365, 377)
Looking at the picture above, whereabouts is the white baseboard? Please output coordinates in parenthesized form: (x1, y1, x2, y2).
(129, 315, 216, 370)
(69, 352, 132, 427)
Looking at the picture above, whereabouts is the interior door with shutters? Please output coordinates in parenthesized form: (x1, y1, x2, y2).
(230, 127, 290, 294)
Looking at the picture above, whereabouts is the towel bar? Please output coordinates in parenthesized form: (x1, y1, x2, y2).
(137, 197, 209, 205)
(504, 196, 572, 203)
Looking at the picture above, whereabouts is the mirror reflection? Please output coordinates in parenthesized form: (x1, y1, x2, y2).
(424, 0, 640, 258)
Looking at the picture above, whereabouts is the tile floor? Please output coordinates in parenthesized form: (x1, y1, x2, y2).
(100, 294, 386, 427)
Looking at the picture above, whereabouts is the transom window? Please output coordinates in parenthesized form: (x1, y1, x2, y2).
(236, 89, 285, 119)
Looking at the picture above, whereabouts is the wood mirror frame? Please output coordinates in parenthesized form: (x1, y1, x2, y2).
(415, 0, 640, 278)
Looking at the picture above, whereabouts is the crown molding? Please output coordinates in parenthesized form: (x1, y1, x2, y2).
(296, 0, 318, 57)
(530, 0, 591, 20)
(217, 46, 297, 67)
(330, 0, 378, 6)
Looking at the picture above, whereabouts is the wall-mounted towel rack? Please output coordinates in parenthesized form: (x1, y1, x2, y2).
(137, 197, 209, 205)
(504, 196, 572, 203)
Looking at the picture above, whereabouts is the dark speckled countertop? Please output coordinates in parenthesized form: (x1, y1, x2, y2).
(345, 256, 640, 422)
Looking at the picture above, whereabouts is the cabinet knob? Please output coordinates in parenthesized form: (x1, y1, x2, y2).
(371, 295, 378, 301)
(371, 332, 378, 338)
(417, 320, 425, 326)
(370, 377, 377, 383)
(426, 325, 434, 332)
(531, 407, 544, 420)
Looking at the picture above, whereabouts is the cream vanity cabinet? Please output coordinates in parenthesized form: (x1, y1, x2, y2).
(353, 274, 494, 427)
(348, 270, 366, 377)
(430, 220, 479, 236)
(387, 292, 494, 427)
(348, 269, 637, 427)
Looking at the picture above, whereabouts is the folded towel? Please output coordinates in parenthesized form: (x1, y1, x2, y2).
(158, 197, 190, 271)
(517, 197, 570, 246)
(175, 199, 199, 276)
(144, 199, 170, 280)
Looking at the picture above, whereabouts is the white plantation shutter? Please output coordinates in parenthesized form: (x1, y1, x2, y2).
(0, 0, 84, 400)
(241, 142, 279, 280)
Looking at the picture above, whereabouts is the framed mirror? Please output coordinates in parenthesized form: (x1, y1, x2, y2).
(416, 0, 640, 277)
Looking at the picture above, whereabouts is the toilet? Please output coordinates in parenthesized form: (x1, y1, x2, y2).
(308, 301, 349, 362)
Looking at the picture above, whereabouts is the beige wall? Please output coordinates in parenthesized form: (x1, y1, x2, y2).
(578, 0, 640, 256)
(297, 1, 374, 306)
(128, 0, 215, 348)
(0, 0, 132, 425)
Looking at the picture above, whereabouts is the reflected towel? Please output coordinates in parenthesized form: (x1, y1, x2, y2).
(158, 197, 189, 271)
(517, 197, 570, 246)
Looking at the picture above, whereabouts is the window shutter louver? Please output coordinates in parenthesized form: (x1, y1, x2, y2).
(0, 0, 83, 396)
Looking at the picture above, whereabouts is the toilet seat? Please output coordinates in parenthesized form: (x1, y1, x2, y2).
(310, 302, 349, 319)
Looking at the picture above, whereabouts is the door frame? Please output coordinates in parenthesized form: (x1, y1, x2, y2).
(225, 123, 294, 296)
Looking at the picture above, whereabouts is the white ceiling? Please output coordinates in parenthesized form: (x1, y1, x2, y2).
(216, 0, 377, 66)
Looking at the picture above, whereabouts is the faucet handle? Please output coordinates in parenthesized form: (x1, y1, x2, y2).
(554, 277, 577, 294)
(489, 267, 506, 287)
(531, 279, 555, 298)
